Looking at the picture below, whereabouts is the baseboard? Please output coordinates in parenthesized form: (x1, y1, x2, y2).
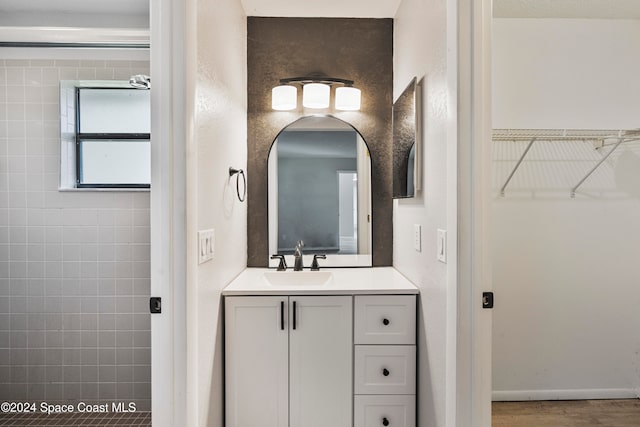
(492, 388, 639, 401)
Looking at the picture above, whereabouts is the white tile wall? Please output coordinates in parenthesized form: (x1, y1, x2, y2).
(0, 59, 151, 410)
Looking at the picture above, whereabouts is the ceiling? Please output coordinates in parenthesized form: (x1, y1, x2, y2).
(0, 0, 149, 28)
(0, 0, 148, 15)
(1, 0, 639, 24)
(0, 0, 400, 19)
(240, 0, 401, 18)
(493, 0, 640, 19)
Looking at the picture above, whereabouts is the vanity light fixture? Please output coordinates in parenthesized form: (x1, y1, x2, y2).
(271, 76, 361, 111)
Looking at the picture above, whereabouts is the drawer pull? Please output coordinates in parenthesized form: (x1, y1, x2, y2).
(382, 368, 390, 377)
(382, 318, 390, 326)
(382, 417, 390, 426)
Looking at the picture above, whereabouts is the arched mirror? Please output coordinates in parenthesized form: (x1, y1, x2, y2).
(268, 116, 372, 267)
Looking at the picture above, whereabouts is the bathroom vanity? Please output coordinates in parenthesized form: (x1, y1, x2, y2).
(223, 268, 419, 427)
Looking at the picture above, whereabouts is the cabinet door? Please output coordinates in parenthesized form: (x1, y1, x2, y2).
(289, 296, 353, 427)
(225, 296, 288, 427)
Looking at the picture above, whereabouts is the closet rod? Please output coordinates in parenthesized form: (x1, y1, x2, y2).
(500, 137, 536, 197)
(570, 137, 625, 198)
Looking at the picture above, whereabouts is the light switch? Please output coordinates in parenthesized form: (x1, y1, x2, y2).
(198, 229, 215, 264)
(437, 229, 447, 263)
(413, 224, 422, 252)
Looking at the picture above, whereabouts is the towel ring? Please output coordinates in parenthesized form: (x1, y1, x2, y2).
(229, 167, 246, 202)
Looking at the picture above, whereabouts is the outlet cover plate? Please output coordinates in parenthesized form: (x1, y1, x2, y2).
(414, 224, 422, 252)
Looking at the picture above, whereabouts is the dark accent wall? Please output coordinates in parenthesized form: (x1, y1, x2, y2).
(247, 17, 393, 266)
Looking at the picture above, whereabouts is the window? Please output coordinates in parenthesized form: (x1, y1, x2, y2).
(60, 81, 150, 189)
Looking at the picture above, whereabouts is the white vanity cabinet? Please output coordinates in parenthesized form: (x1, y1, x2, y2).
(222, 268, 420, 427)
(225, 295, 353, 427)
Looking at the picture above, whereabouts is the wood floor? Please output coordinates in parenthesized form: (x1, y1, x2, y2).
(492, 399, 640, 426)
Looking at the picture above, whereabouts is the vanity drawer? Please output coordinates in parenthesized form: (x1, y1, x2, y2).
(355, 295, 416, 344)
(354, 345, 416, 395)
(354, 395, 416, 427)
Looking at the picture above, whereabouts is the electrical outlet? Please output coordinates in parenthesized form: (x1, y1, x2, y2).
(414, 224, 422, 252)
(198, 229, 215, 264)
(437, 229, 447, 263)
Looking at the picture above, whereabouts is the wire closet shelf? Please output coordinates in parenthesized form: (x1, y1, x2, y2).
(492, 129, 640, 198)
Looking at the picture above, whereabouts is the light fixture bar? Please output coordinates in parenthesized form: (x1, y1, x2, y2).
(279, 76, 354, 86)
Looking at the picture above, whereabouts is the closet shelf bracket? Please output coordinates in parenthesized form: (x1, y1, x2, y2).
(500, 137, 536, 197)
(570, 137, 625, 198)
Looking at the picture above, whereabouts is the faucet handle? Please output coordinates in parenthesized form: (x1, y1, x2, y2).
(310, 254, 326, 271)
(270, 254, 287, 271)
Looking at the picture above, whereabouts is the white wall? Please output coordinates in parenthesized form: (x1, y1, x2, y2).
(394, 0, 451, 424)
(493, 19, 640, 130)
(492, 18, 640, 400)
(492, 196, 640, 400)
(184, 0, 247, 425)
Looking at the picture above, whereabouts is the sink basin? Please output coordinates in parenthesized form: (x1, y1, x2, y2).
(263, 271, 333, 286)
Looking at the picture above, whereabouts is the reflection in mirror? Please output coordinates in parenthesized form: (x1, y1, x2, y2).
(393, 77, 421, 198)
(268, 116, 372, 267)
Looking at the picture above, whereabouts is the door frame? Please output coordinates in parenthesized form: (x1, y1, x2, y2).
(150, 0, 495, 424)
(337, 169, 358, 252)
(150, 0, 188, 425)
(451, 0, 493, 425)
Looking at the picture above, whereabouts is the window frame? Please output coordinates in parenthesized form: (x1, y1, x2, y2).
(60, 80, 151, 191)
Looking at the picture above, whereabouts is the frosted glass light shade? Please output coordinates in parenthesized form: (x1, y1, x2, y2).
(272, 85, 297, 110)
(335, 86, 361, 111)
(302, 83, 330, 108)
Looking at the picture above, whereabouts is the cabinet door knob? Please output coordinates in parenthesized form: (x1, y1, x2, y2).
(382, 417, 390, 426)
(382, 318, 390, 325)
(382, 368, 390, 376)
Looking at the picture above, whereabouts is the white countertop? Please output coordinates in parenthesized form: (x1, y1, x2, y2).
(222, 267, 420, 295)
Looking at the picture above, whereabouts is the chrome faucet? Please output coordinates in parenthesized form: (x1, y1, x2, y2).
(293, 240, 305, 271)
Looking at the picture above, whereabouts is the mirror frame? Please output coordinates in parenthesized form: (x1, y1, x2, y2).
(267, 115, 373, 267)
(392, 77, 423, 198)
